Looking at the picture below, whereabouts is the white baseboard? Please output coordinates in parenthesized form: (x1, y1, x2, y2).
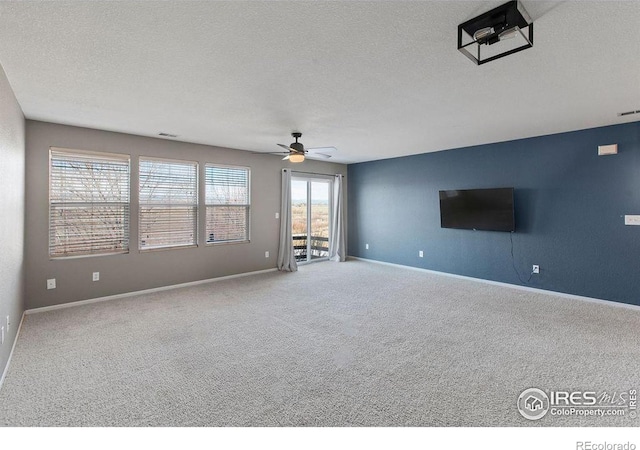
(0, 311, 25, 392)
(25, 268, 279, 315)
(349, 256, 640, 312)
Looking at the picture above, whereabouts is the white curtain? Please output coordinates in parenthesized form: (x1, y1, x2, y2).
(277, 168, 298, 272)
(329, 174, 346, 262)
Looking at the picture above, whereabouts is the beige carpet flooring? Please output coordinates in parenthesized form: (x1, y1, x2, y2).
(1, 259, 639, 426)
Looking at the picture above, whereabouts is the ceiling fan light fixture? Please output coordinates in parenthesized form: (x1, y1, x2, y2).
(274, 132, 333, 162)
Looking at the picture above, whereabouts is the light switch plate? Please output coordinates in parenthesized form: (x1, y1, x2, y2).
(625, 215, 640, 226)
(598, 144, 618, 156)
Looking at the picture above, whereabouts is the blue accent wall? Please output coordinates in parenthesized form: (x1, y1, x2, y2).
(347, 121, 640, 306)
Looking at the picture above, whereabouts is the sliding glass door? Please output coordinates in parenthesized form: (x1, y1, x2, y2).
(291, 176, 332, 263)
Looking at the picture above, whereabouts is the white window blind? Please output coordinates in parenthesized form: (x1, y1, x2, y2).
(49, 149, 130, 258)
(205, 165, 250, 243)
(139, 158, 198, 250)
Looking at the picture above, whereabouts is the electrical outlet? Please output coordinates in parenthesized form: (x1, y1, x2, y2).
(265, 251, 270, 258)
(92, 272, 100, 282)
(6, 315, 10, 332)
(532, 265, 540, 274)
(365, 243, 369, 250)
(47, 278, 56, 290)
(419, 250, 424, 258)
(275, 212, 280, 219)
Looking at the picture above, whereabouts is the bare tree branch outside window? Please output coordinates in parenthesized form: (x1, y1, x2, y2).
(205, 165, 250, 243)
(49, 149, 130, 258)
(139, 158, 198, 250)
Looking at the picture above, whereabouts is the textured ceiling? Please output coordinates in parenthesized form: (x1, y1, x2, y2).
(0, 1, 638, 164)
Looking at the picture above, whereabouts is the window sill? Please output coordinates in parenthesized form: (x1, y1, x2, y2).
(50, 250, 129, 261)
(139, 244, 199, 253)
(206, 240, 250, 246)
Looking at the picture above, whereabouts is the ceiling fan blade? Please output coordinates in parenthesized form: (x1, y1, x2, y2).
(307, 153, 332, 159)
(251, 151, 289, 156)
(307, 146, 336, 153)
(282, 155, 290, 160)
(277, 143, 293, 151)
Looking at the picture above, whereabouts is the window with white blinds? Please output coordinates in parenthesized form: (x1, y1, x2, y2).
(205, 164, 250, 243)
(49, 149, 130, 258)
(139, 158, 198, 250)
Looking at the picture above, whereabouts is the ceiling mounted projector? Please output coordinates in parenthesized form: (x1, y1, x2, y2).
(458, 0, 533, 65)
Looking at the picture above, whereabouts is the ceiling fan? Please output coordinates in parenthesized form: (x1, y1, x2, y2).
(272, 132, 335, 163)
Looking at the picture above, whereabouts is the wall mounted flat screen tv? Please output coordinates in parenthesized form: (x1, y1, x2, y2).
(439, 188, 515, 232)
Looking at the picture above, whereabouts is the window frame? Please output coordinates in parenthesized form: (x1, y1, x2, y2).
(204, 163, 251, 245)
(48, 147, 131, 260)
(138, 155, 199, 252)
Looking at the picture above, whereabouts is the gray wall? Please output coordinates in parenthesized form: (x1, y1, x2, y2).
(0, 64, 25, 376)
(25, 121, 346, 309)
(348, 121, 640, 306)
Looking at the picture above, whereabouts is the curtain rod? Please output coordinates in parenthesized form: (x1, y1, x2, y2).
(285, 169, 343, 177)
